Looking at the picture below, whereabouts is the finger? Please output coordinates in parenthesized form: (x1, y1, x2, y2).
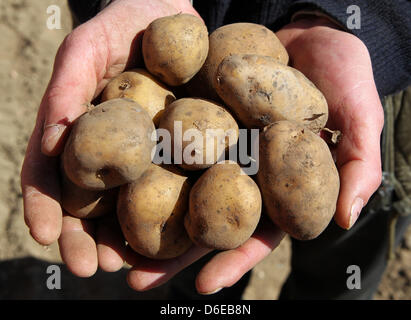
(96, 214, 127, 272)
(333, 112, 383, 229)
(40, 22, 107, 156)
(126, 245, 211, 292)
(195, 219, 285, 295)
(21, 112, 62, 245)
(58, 214, 98, 277)
(335, 159, 381, 229)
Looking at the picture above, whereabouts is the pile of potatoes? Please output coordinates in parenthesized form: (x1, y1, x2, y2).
(60, 14, 340, 260)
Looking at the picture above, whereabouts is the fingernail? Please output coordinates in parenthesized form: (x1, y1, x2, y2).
(348, 197, 363, 229)
(199, 287, 223, 295)
(42, 124, 65, 151)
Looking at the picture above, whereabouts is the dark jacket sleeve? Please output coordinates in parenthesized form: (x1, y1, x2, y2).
(289, 0, 411, 96)
(68, 0, 102, 24)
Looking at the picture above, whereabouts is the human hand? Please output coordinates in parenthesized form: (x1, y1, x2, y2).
(276, 16, 384, 229)
(20, 0, 200, 277)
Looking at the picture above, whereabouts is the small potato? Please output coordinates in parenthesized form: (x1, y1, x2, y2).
(60, 168, 117, 219)
(186, 22, 288, 100)
(158, 98, 239, 170)
(185, 161, 262, 250)
(101, 68, 176, 126)
(256, 121, 340, 240)
(62, 98, 156, 190)
(142, 13, 209, 86)
(117, 164, 192, 259)
(215, 54, 328, 132)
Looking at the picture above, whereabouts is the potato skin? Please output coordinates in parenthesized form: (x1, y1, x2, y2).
(117, 164, 192, 259)
(185, 161, 262, 250)
(142, 14, 209, 86)
(60, 168, 118, 219)
(158, 98, 239, 170)
(215, 54, 328, 132)
(62, 98, 156, 190)
(101, 68, 176, 126)
(186, 23, 289, 100)
(256, 121, 340, 240)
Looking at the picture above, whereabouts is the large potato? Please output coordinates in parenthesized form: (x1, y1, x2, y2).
(62, 98, 156, 190)
(117, 164, 192, 259)
(185, 161, 262, 250)
(215, 54, 328, 132)
(186, 22, 288, 100)
(60, 168, 118, 219)
(101, 68, 176, 126)
(142, 13, 209, 86)
(158, 98, 239, 170)
(256, 121, 340, 240)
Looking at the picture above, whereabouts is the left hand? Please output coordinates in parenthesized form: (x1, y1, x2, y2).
(125, 16, 384, 294)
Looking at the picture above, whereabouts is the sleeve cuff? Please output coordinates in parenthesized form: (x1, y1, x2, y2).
(290, 9, 347, 31)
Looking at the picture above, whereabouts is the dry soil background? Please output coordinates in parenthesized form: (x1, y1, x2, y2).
(0, 0, 409, 300)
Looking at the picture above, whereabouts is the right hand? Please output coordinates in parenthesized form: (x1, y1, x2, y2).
(20, 0, 200, 277)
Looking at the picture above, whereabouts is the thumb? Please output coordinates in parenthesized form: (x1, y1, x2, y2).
(332, 85, 384, 230)
(336, 158, 382, 229)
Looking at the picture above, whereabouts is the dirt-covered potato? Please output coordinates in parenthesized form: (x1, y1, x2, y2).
(101, 68, 176, 126)
(257, 121, 340, 240)
(158, 98, 239, 170)
(60, 168, 118, 219)
(62, 98, 156, 190)
(187, 22, 289, 100)
(215, 54, 328, 132)
(185, 161, 262, 250)
(117, 164, 192, 259)
(142, 13, 209, 86)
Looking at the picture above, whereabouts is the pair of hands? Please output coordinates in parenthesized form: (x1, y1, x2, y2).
(21, 0, 384, 294)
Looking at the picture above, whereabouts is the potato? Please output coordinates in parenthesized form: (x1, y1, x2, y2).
(62, 98, 156, 190)
(117, 164, 192, 259)
(158, 98, 239, 170)
(142, 13, 209, 86)
(256, 121, 340, 240)
(184, 161, 262, 250)
(215, 54, 328, 132)
(186, 22, 288, 100)
(60, 168, 118, 219)
(101, 68, 176, 126)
